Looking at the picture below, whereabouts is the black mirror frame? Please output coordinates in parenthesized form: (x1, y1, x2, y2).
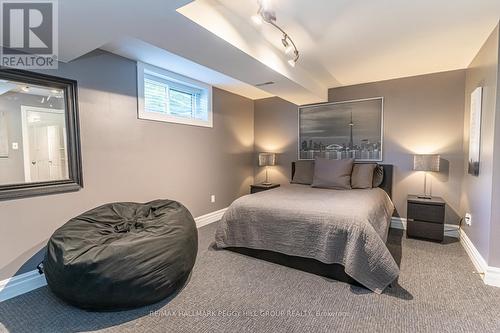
(0, 69, 83, 200)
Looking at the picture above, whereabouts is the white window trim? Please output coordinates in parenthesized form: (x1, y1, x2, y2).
(137, 62, 213, 128)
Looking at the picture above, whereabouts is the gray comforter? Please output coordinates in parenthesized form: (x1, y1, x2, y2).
(215, 184, 399, 293)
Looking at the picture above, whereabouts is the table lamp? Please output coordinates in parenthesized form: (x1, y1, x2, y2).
(413, 154, 440, 199)
(258, 152, 276, 185)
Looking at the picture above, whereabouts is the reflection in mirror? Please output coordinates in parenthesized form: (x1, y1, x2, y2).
(0, 79, 69, 185)
(0, 69, 81, 200)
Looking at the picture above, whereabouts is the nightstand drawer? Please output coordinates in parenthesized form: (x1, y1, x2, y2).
(407, 202, 444, 224)
(407, 220, 444, 242)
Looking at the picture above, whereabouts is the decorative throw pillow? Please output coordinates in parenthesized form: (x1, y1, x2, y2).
(291, 160, 315, 185)
(311, 158, 354, 190)
(372, 164, 384, 187)
(351, 163, 377, 189)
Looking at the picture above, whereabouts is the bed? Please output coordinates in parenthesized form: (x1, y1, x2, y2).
(215, 164, 399, 293)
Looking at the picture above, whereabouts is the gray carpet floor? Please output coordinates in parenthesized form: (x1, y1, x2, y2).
(1, 222, 500, 333)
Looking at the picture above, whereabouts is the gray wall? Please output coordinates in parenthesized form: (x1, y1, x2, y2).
(254, 70, 466, 224)
(254, 97, 298, 184)
(461, 23, 500, 265)
(328, 70, 466, 224)
(492, 24, 500, 268)
(0, 50, 255, 280)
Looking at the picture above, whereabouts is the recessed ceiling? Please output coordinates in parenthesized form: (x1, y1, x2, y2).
(49, 1, 500, 104)
(181, 0, 500, 88)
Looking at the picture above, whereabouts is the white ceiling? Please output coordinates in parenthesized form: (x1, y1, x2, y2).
(55, 0, 500, 104)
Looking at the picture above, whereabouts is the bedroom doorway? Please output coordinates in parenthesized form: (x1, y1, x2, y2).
(21, 106, 69, 183)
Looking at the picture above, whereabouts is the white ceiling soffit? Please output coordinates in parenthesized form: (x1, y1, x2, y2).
(101, 38, 272, 100)
(177, 0, 328, 103)
(58, 0, 326, 105)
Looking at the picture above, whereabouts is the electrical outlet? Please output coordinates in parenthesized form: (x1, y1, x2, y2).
(465, 213, 472, 226)
(12, 142, 18, 150)
(210, 195, 216, 203)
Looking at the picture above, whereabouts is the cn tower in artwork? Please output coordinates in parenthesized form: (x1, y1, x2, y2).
(348, 111, 354, 149)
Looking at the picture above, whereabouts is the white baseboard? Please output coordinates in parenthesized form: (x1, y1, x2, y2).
(459, 229, 500, 287)
(0, 270, 46, 302)
(484, 267, 500, 287)
(459, 228, 487, 275)
(194, 207, 227, 228)
(390, 217, 460, 238)
(0, 207, 228, 303)
(393, 218, 500, 287)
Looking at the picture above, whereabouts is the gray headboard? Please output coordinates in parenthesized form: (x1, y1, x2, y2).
(291, 162, 394, 199)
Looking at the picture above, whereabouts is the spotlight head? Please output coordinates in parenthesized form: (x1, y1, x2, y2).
(282, 35, 295, 55)
(255, 0, 275, 24)
(281, 36, 289, 48)
(260, 9, 276, 23)
(287, 49, 299, 67)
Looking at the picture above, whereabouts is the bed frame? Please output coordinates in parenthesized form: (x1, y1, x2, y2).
(229, 163, 394, 290)
(291, 162, 394, 199)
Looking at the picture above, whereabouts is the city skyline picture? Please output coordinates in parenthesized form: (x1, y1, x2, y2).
(298, 98, 383, 161)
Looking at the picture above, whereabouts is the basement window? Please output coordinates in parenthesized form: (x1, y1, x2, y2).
(137, 62, 212, 127)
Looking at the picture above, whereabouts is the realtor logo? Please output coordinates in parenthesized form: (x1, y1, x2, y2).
(0, 0, 58, 69)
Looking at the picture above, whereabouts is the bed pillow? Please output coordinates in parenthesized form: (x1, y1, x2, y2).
(351, 163, 377, 189)
(312, 158, 354, 190)
(372, 164, 384, 187)
(291, 160, 315, 185)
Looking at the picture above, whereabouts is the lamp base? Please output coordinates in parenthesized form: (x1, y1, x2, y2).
(261, 182, 273, 186)
(417, 194, 433, 200)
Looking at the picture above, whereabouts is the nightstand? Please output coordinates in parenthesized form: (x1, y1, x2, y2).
(407, 195, 446, 242)
(250, 184, 280, 194)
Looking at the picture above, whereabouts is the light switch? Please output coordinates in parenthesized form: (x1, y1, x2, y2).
(12, 142, 19, 150)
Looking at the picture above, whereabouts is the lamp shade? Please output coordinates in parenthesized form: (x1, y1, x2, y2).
(413, 154, 440, 172)
(258, 152, 276, 166)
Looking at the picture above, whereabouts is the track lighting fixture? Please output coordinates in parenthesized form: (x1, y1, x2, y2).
(251, 0, 299, 67)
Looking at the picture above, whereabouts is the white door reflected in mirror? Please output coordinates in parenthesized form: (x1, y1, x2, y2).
(22, 107, 68, 183)
(0, 78, 69, 186)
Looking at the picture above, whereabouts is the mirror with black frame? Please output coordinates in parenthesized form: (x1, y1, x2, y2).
(0, 69, 82, 200)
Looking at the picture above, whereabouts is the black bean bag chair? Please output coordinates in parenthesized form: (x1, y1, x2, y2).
(43, 200, 198, 311)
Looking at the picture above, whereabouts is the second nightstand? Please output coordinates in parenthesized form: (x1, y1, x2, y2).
(250, 183, 280, 194)
(407, 195, 446, 242)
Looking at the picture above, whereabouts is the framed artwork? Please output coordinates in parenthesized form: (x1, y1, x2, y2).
(298, 97, 383, 161)
(0, 111, 7, 158)
(468, 87, 482, 176)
